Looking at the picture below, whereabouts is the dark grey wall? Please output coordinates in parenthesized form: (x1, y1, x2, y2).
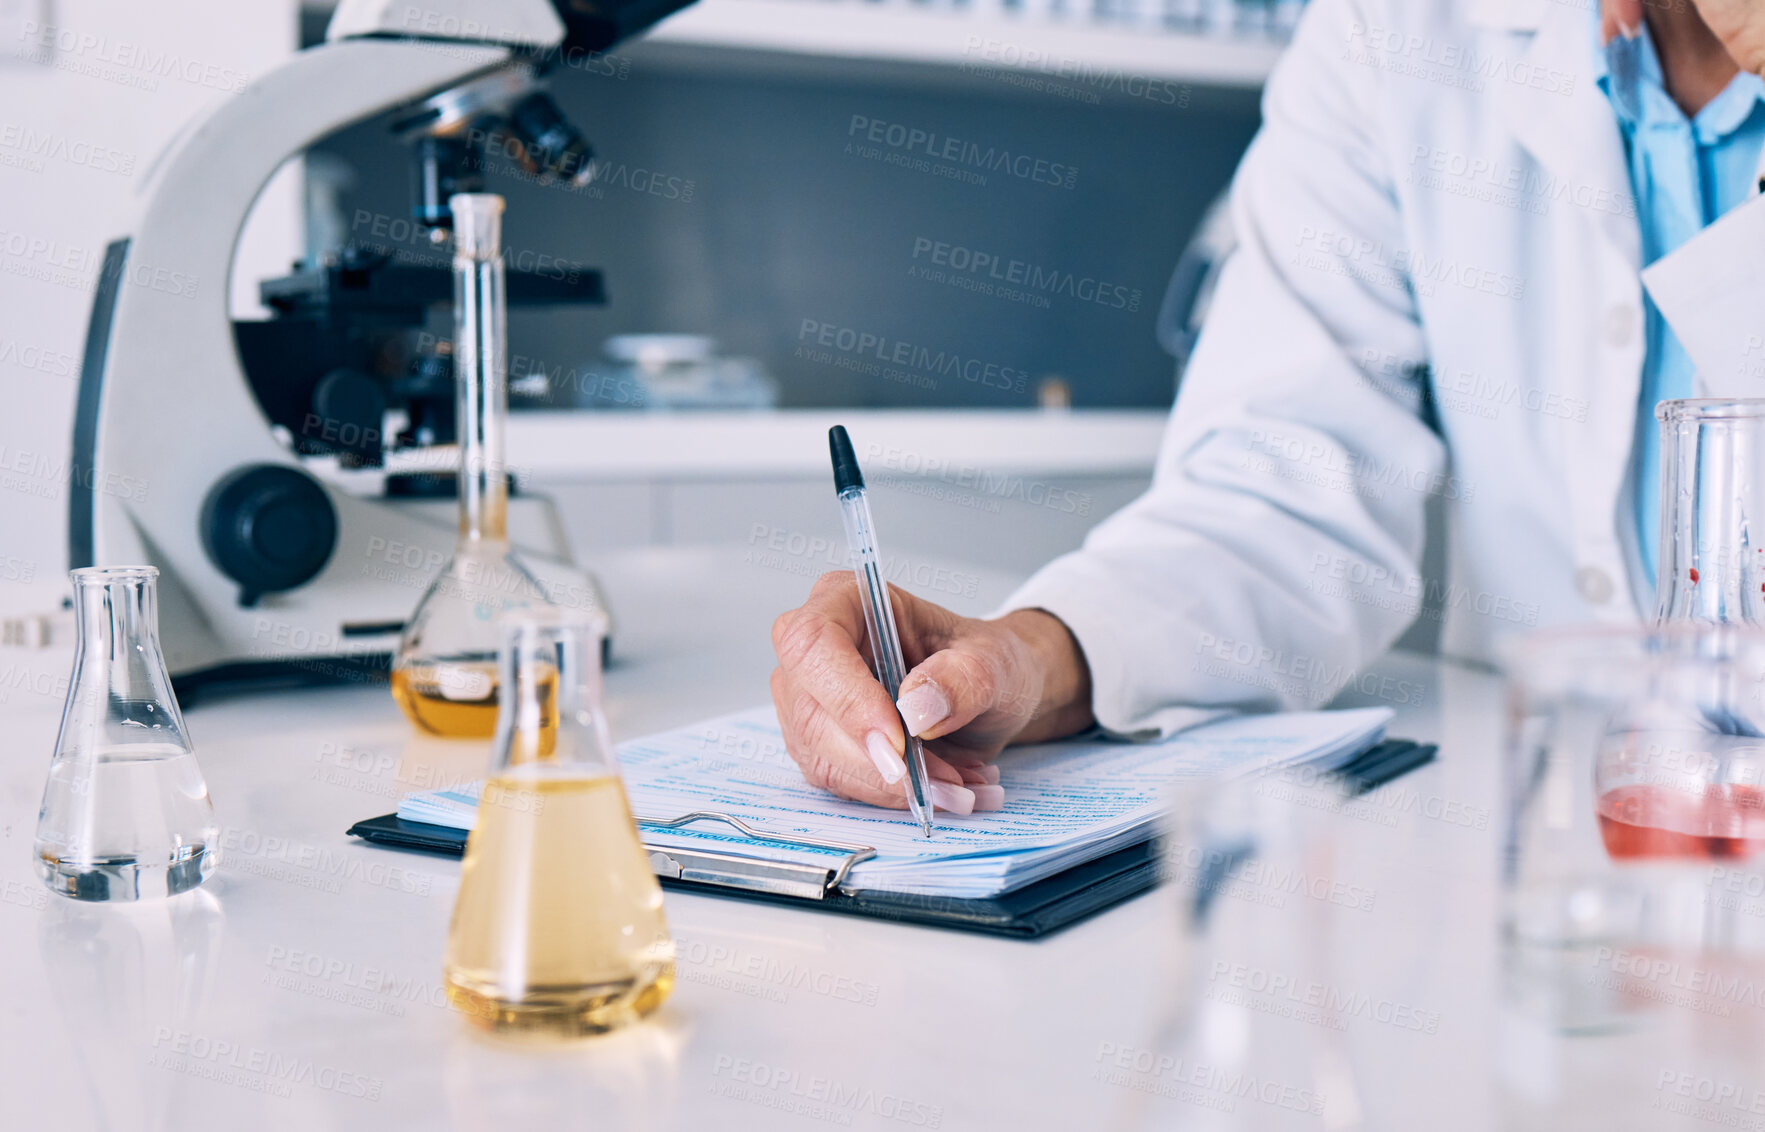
(312, 45, 1261, 409)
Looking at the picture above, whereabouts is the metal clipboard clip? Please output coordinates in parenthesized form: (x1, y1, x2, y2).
(636, 811, 877, 901)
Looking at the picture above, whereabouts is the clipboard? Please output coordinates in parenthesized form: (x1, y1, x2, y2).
(346, 739, 1435, 940)
(347, 809, 1160, 938)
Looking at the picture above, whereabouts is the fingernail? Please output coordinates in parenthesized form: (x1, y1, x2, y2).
(974, 765, 1000, 785)
(927, 781, 975, 815)
(897, 680, 951, 737)
(865, 732, 905, 784)
(970, 784, 1005, 811)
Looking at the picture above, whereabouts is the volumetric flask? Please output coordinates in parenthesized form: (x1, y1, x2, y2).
(443, 607, 673, 1037)
(34, 566, 218, 901)
(392, 192, 549, 737)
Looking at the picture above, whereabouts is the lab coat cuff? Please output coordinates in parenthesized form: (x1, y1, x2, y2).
(992, 568, 1233, 742)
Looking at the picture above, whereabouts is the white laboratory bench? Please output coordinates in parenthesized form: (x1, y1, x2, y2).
(0, 543, 1512, 1131)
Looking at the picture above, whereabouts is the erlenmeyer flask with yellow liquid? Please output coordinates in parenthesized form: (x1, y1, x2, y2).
(443, 607, 674, 1036)
(391, 192, 550, 737)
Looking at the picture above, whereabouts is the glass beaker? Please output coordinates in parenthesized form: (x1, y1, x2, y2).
(392, 192, 550, 737)
(1502, 625, 1765, 1126)
(34, 566, 219, 901)
(442, 607, 673, 1037)
(1654, 399, 1765, 625)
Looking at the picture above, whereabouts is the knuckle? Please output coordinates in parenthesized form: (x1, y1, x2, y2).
(770, 609, 798, 653)
(772, 612, 825, 670)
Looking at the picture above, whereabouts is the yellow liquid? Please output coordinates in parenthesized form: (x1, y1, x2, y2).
(392, 663, 500, 737)
(443, 775, 674, 1036)
(391, 663, 561, 753)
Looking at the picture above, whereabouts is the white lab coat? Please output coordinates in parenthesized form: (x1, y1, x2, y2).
(1003, 0, 1765, 737)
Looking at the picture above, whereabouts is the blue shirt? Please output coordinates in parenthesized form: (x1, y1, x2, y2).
(1594, 22, 1765, 590)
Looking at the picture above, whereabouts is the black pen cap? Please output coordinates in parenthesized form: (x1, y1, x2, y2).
(829, 425, 864, 493)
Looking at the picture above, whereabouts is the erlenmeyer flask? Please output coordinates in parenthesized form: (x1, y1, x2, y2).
(1653, 399, 1765, 625)
(34, 566, 219, 901)
(391, 192, 549, 737)
(442, 607, 674, 1036)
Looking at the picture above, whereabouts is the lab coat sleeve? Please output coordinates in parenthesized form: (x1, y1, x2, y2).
(1000, 0, 1444, 738)
(1642, 194, 1765, 394)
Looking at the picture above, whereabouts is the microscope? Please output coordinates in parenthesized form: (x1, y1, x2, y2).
(71, 0, 694, 695)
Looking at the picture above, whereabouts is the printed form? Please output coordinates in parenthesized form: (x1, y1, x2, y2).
(400, 705, 1391, 898)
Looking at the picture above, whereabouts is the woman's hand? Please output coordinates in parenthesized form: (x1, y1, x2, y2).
(1601, 0, 1765, 75)
(768, 572, 1093, 813)
(1691, 0, 1765, 74)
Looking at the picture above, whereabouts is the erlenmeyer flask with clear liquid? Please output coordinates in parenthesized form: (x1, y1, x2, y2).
(391, 192, 550, 737)
(1653, 399, 1765, 625)
(34, 566, 219, 901)
(443, 608, 674, 1036)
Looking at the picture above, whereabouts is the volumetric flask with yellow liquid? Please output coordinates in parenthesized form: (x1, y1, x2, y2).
(391, 192, 549, 737)
(442, 607, 674, 1036)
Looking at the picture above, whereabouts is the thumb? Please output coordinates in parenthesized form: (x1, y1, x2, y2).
(895, 642, 1010, 742)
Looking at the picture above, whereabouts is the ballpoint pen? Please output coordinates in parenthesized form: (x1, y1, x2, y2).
(829, 425, 935, 837)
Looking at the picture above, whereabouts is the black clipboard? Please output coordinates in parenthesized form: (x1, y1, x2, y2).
(348, 810, 1162, 939)
(347, 739, 1435, 940)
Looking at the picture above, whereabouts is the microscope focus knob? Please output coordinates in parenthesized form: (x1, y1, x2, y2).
(200, 465, 338, 606)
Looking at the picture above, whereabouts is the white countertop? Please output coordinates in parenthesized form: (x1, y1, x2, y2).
(0, 544, 1509, 1131)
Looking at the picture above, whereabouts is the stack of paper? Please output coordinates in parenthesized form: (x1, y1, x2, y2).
(399, 704, 1390, 899)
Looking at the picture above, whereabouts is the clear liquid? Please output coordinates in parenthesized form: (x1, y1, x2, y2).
(443, 774, 674, 1036)
(34, 743, 218, 901)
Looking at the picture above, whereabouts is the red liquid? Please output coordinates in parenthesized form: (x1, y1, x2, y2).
(1597, 783, 1765, 860)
